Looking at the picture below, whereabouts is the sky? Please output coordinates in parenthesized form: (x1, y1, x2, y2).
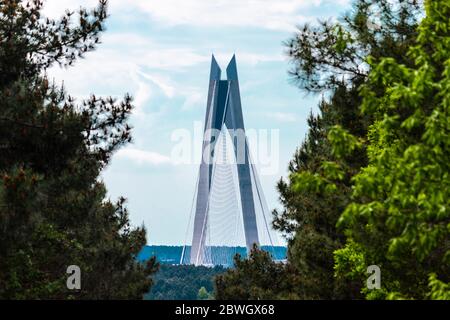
(45, 0, 351, 245)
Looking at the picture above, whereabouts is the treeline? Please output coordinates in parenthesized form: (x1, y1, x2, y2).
(0, 0, 157, 299)
(146, 264, 224, 300)
(138, 245, 287, 266)
(216, 0, 449, 300)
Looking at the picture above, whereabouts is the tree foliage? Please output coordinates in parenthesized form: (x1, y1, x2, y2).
(333, 0, 450, 299)
(215, 0, 429, 300)
(215, 246, 299, 300)
(0, 0, 157, 299)
(146, 264, 224, 300)
(286, 0, 421, 92)
(197, 286, 213, 300)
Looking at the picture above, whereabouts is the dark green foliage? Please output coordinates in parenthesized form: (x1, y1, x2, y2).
(216, 0, 422, 300)
(215, 246, 299, 300)
(273, 85, 367, 299)
(137, 245, 287, 266)
(333, 0, 450, 299)
(275, 0, 421, 300)
(0, 0, 157, 299)
(286, 0, 421, 92)
(146, 264, 224, 300)
(197, 286, 212, 300)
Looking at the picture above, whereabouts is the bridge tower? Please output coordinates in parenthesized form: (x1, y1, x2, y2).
(182, 55, 275, 266)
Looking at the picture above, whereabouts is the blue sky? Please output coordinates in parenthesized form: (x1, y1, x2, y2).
(45, 0, 351, 245)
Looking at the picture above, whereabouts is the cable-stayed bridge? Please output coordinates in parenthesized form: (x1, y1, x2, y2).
(181, 55, 282, 267)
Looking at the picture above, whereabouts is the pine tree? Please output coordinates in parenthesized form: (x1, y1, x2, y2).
(215, 0, 422, 299)
(197, 287, 210, 300)
(0, 0, 157, 299)
(333, 0, 450, 299)
(215, 246, 300, 300)
(273, 0, 422, 300)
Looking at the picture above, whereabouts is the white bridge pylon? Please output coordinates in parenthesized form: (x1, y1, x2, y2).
(181, 55, 278, 266)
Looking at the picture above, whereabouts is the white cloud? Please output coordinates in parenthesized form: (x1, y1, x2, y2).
(116, 147, 173, 165)
(44, 0, 350, 31)
(43, 0, 100, 17)
(138, 72, 176, 98)
(181, 89, 204, 111)
(47, 33, 209, 115)
(98, 33, 209, 71)
(132, 78, 153, 114)
(126, 0, 345, 31)
(214, 52, 283, 67)
(136, 69, 206, 111)
(266, 112, 297, 122)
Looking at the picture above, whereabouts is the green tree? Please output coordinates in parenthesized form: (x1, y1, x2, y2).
(215, 246, 299, 300)
(333, 0, 450, 299)
(145, 264, 224, 300)
(216, 0, 422, 300)
(197, 287, 210, 300)
(0, 0, 157, 299)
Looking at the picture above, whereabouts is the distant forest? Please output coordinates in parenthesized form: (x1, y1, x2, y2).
(139, 246, 287, 300)
(145, 264, 225, 300)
